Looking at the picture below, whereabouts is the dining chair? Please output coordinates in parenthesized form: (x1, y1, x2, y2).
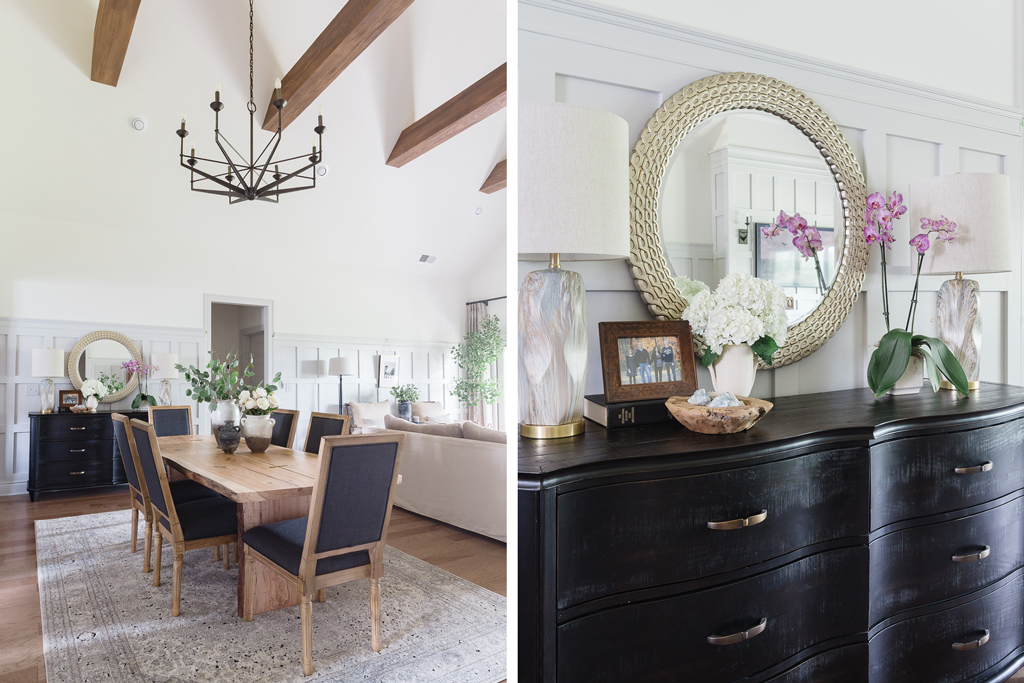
(271, 409, 300, 449)
(130, 419, 239, 617)
(148, 405, 193, 436)
(302, 412, 351, 454)
(112, 414, 221, 573)
(242, 433, 404, 676)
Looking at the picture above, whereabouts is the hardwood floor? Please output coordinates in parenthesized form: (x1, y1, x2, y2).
(0, 485, 506, 683)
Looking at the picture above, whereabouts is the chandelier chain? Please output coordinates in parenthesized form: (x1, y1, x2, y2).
(247, 0, 256, 114)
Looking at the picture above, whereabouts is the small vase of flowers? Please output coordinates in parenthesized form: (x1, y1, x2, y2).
(122, 359, 155, 409)
(237, 384, 281, 454)
(80, 379, 108, 411)
(863, 191, 969, 397)
(390, 384, 419, 421)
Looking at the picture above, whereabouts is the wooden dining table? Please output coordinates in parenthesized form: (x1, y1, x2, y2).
(157, 434, 318, 617)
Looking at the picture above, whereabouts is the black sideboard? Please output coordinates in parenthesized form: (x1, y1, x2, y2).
(519, 384, 1024, 683)
(28, 410, 150, 501)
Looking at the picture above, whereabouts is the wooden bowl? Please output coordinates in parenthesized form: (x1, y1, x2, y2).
(665, 395, 774, 434)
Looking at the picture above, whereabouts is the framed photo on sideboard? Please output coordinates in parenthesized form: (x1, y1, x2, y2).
(598, 320, 698, 403)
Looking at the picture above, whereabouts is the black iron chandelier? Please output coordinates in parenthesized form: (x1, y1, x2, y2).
(177, 0, 325, 203)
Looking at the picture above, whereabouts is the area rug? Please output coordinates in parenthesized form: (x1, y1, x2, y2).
(36, 510, 506, 682)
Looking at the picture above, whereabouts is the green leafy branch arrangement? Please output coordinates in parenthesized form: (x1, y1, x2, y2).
(451, 315, 505, 408)
(175, 352, 281, 410)
(390, 384, 420, 403)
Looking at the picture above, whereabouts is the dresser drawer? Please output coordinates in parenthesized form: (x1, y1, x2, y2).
(869, 495, 1024, 626)
(871, 420, 1024, 530)
(869, 571, 1024, 683)
(766, 644, 867, 683)
(556, 449, 868, 608)
(34, 415, 113, 441)
(556, 547, 867, 683)
(35, 439, 112, 464)
(35, 460, 114, 490)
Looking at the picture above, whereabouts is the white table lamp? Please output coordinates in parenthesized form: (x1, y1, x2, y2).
(329, 356, 357, 414)
(32, 348, 65, 413)
(519, 102, 630, 438)
(909, 173, 1012, 391)
(151, 352, 179, 406)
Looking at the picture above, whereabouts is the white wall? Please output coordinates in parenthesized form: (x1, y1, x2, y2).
(519, 0, 1023, 399)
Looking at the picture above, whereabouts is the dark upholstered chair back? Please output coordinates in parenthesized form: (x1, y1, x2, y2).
(149, 406, 192, 437)
(314, 441, 399, 553)
(132, 422, 170, 519)
(303, 413, 350, 454)
(112, 414, 142, 493)
(271, 410, 297, 448)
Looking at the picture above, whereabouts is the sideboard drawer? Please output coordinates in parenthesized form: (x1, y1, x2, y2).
(36, 439, 113, 464)
(556, 449, 868, 608)
(35, 460, 114, 489)
(869, 571, 1024, 683)
(766, 644, 867, 683)
(869, 495, 1024, 626)
(34, 415, 113, 441)
(871, 420, 1024, 530)
(556, 547, 867, 683)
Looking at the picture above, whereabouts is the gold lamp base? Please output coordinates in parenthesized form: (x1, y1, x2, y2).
(939, 379, 982, 392)
(520, 420, 585, 439)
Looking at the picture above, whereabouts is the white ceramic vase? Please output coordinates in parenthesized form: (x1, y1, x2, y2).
(241, 413, 275, 453)
(211, 400, 241, 432)
(85, 395, 99, 412)
(708, 343, 758, 397)
(889, 355, 924, 396)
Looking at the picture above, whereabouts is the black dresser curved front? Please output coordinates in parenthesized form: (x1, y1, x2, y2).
(519, 385, 1024, 683)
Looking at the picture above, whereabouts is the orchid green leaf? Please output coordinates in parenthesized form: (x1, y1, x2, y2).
(913, 335, 970, 396)
(867, 328, 913, 397)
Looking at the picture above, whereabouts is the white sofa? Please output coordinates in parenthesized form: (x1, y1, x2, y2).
(374, 427, 506, 542)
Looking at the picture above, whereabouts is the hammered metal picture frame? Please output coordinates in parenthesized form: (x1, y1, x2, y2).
(67, 330, 143, 404)
(628, 72, 869, 368)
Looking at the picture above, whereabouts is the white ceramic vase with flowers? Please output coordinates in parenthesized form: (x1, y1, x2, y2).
(80, 379, 109, 412)
(682, 272, 789, 397)
(238, 386, 281, 453)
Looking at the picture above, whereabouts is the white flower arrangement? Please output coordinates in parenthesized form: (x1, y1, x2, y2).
(682, 272, 789, 366)
(80, 378, 109, 399)
(237, 387, 280, 416)
(672, 275, 710, 303)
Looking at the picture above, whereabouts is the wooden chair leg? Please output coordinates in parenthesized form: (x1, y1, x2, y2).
(234, 542, 240, 563)
(171, 553, 183, 617)
(153, 528, 162, 587)
(143, 519, 153, 573)
(223, 543, 230, 569)
(317, 588, 326, 603)
(215, 545, 222, 562)
(301, 594, 313, 676)
(130, 507, 139, 552)
(370, 578, 381, 653)
(243, 547, 255, 622)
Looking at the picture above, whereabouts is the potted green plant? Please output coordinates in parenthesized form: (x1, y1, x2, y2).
(390, 384, 420, 421)
(176, 352, 281, 443)
(451, 314, 505, 425)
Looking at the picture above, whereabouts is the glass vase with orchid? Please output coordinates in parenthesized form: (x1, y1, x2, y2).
(864, 192, 970, 397)
(762, 210, 828, 291)
(122, 359, 155, 408)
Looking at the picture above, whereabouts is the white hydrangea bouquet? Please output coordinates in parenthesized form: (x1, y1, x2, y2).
(80, 378, 109, 400)
(237, 386, 281, 416)
(683, 272, 789, 367)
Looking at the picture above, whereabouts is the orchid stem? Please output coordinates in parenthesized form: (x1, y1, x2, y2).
(906, 252, 925, 333)
(812, 250, 827, 291)
(879, 243, 890, 332)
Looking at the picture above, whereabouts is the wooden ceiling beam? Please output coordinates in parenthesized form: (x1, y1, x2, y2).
(387, 63, 506, 168)
(479, 159, 506, 194)
(90, 0, 143, 87)
(263, 0, 416, 132)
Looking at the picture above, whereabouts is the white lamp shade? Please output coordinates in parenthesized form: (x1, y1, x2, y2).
(518, 101, 630, 261)
(32, 348, 65, 378)
(151, 352, 179, 379)
(910, 173, 1012, 275)
(328, 356, 357, 376)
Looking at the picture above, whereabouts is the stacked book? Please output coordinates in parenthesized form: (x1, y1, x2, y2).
(583, 394, 674, 430)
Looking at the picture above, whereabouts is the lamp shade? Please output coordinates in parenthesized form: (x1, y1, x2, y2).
(31, 348, 65, 378)
(151, 352, 179, 380)
(328, 356, 356, 376)
(518, 101, 630, 261)
(910, 173, 1012, 275)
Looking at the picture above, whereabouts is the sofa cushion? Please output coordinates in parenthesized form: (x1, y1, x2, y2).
(411, 401, 447, 418)
(242, 517, 371, 576)
(462, 421, 507, 444)
(384, 414, 463, 438)
(347, 400, 391, 428)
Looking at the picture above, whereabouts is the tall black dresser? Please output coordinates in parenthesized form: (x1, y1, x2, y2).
(28, 410, 149, 501)
(519, 384, 1024, 683)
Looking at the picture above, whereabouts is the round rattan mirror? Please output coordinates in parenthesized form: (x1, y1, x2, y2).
(68, 331, 143, 403)
(629, 72, 868, 367)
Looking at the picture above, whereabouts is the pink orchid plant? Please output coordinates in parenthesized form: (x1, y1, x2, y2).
(762, 209, 828, 291)
(122, 359, 156, 409)
(864, 192, 968, 397)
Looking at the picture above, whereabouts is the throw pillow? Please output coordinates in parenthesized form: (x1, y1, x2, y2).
(462, 421, 507, 444)
(383, 413, 463, 438)
(347, 400, 391, 427)
(411, 401, 447, 418)
(423, 413, 453, 424)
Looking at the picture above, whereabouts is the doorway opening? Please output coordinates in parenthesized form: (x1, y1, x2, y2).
(206, 296, 273, 388)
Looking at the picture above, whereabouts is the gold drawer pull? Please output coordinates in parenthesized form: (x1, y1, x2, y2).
(70, 427, 86, 431)
(952, 629, 990, 651)
(69, 471, 85, 475)
(952, 546, 991, 563)
(955, 461, 993, 475)
(708, 510, 768, 531)
(70, 449, 86, 453)
(707, 618, 767, 646)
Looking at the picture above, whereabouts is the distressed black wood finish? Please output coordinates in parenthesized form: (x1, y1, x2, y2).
(519, 384, 1024, 683)
(557, 449, 868, 609)
(28, 410, 149, 501)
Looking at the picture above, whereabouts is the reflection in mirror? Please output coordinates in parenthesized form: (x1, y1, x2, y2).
(660, 111, 843, 327)
(78, 339, 135, 397)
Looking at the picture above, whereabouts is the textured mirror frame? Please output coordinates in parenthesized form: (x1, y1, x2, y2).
(629, 72, 869, 368)
(67, 330, 143, 404)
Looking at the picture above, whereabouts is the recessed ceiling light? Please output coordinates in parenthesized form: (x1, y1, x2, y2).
(130, 116, 147, 132)
(316, 164, 329, 177)
(474, 206, 483, 215)
(418, 254, 437, 264)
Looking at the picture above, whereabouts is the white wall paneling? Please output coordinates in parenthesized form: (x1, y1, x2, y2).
(519, 0, 1024, 399)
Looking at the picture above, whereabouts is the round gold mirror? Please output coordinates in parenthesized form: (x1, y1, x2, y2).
(629, 72, 868, 367)
(68, 331, 143, 404)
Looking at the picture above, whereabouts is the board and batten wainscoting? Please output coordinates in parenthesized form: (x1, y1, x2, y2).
(518, 0, 1022, 397)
